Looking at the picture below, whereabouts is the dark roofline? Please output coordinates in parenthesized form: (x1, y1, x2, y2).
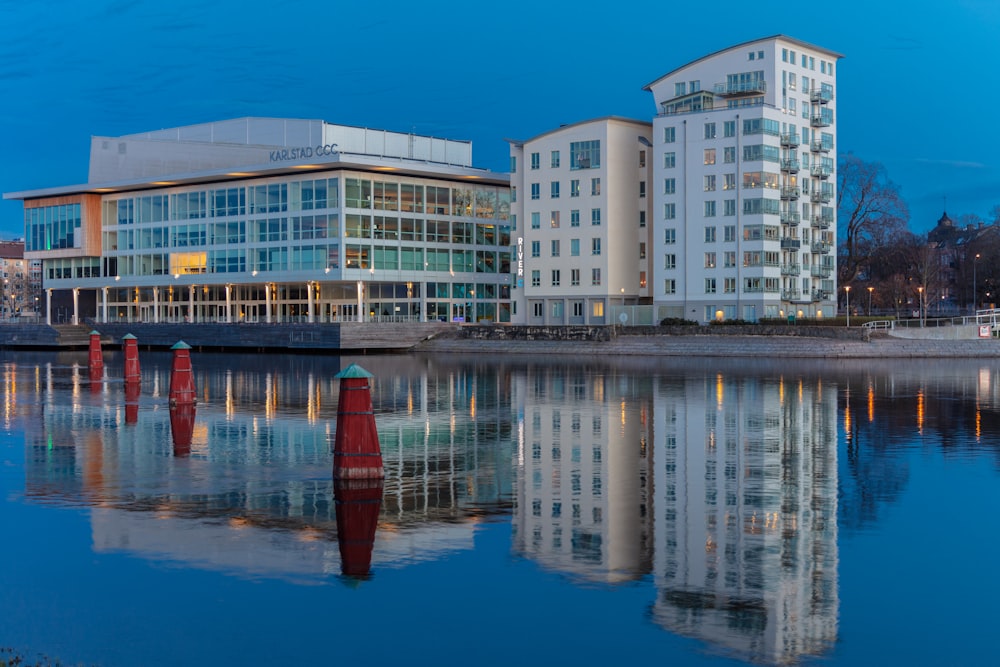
(642, 35, 844, 92)
(505, 116, 652, 148)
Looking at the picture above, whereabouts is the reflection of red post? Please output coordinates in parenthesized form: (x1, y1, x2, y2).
(333, 364, 384, 480)
(88, 330, 104, 382)
(122, 334, 140, 384)
(168, 341, 196, 407)
(169, 403, 196, 457)
(334, 479, 383, 579)
(125, 380, 140, 425)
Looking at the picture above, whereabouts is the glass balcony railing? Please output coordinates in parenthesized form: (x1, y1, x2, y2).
(713, 80, 767, 96)
(780, 159, 800, 173)
(781, 210, 801, 225)
(781, 263, 801, 276)
(781, 288, 802, 301)
(810, 87, 834, 104)
(811, 140, 832, 153)
(812, 241, 832, 253)
(780, 187, 800, 200)
(811, 164, 833, 179)
(810, 113, 833, 127)
(812, 215, 831, 230)
(780, 237, 801, 250)
(780, 133, 800, 147)
(811, 191, 833, 204)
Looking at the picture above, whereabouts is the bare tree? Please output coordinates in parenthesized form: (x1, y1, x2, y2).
(837, 154, 910, 284)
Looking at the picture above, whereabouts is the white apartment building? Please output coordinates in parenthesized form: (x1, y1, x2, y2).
(644, 36, 842, 323)
(509, 118, 653, 325)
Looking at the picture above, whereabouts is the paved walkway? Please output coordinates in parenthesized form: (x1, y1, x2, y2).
(417, 333, 1000, 358)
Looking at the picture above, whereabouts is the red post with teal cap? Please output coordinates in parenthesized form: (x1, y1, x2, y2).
(122, 334, 140, 384)
(333, 363, 384, 480)
(88, 330, 103, 382)
(168, 341, 196, 407)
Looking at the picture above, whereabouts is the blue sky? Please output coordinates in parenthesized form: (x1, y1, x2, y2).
(1, 0, 997, 236)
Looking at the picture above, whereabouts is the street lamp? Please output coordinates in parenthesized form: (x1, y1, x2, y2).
(844, 285, 851, 327)
(867, 286, 874, 316)
(918, 286, 924, 326)
(973, 253, 980, 315)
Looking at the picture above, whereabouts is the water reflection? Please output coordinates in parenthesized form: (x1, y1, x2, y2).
(8, 352, 1000, 665)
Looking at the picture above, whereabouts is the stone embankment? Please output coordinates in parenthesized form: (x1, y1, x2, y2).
(417, 325, 1000, 358)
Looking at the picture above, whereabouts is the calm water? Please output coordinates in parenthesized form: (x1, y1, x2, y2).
(1, 350, 998, 666)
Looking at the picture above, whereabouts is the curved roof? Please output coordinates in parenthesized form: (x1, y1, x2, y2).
(642, 34, 844, 92)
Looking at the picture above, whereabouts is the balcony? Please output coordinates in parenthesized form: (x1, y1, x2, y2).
(781, 288, 802, 301)
(812, 241, 832, 253)
(780, 237, 801, 250)
(781, 210, 801, 225)
(781, 263, 801, 276)
(810, 191, 833, 204)
(811, 140, 831, 153)
(811, 164, 833, 179)
(811, 265, 832, 278)
(810, 112, 833, 127)
(780, 132, 800, 148)
(713, 80, 767, 96)
(811, 215, 831, 230)
(810, 87, 834, 104)
(812, 289, 831, 301)
(780, 186, 800, 200)
(780, 158, 800, 173)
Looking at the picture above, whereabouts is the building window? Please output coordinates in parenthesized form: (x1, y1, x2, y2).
(591, 178, 601, 196)
(639, 211, 646, 227)
(639, 242, 646, 260)
(704, 148, 716, 165)
(571, 268, 580, 286)
(724, 121, 736, 137)
(639, 150, 646, 168)
(510, 156, 517, 173)
(570, 209, 580, 227)
(531, 240, 540, 257)
(570, 179, 580, 197)
(664, 127, 676, 143)
(675, 82, 686, 97)
(511, 186, 516, 202)
(664, 203, 676, 220)
(639, 181, 646, 198)
(704, 252, 716, 268)
(664, 178, 676, 195)
(724, 277, 736, 293)
(592, 238, 602, 255)
(551, 211, 560, 228)
(664, 228, 676, 244)
(531, 183, 540, 200)
(724, 200, 736, 216)
(532, 302, 543, 316)
(704, 226, 717, 243)
(704, 175, 716, 191)
(704, 122, 716, 139)
(570, 140, 600, 170)
(551, 240, 560, 257)
(724, 147, 736, 163)
(705, 278, 717, 294)
(572, 300, 583, 317)
(530, 153, 540, 169)
(593, 301, 604, 317)
(725, 225, 736, 242)
(724, 251, 736, 267)
(664, 254, 676, 270)
(592, 268, 601, 286)
(664, 279, 676, 294)
(591, 209, 601, 225)
(531, 212, 540, 229)
(552, 269, 560, 286)
(723, 173, 736, 190)
(531, 270, 540, 287)
(551, 151, 560, 168)
(551, 182, 560, 198)
(664, 152, 676, 168)
(571, 238, 580, 256)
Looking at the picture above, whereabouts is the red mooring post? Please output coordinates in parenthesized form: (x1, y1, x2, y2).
(332, 364, 384, 480)
(168, 341, 196, 407)
(122, 334, 140, 384)
(88, 330, 104, 383)
(334, 479, 384, 579)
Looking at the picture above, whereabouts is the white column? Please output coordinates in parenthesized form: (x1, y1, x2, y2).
(265, 284, 272, 324)
(102, 287, 108, 323)
(45, 289, 52, 325)
(356, 280, 364, 322)
(307, 282, 315, 323)
(72, 288, 79, 326)
(420, 282, 427, 322)
(188, 285, 195, 323)
(225, 284, 232, 323)
(152, 287, 160, 323)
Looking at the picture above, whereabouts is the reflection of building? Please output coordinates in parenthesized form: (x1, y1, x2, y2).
(512, 367, 653, 583)
(19, 355, 518, 581)
(651, 372, 838, 663)
(5, 117, 511, 325)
